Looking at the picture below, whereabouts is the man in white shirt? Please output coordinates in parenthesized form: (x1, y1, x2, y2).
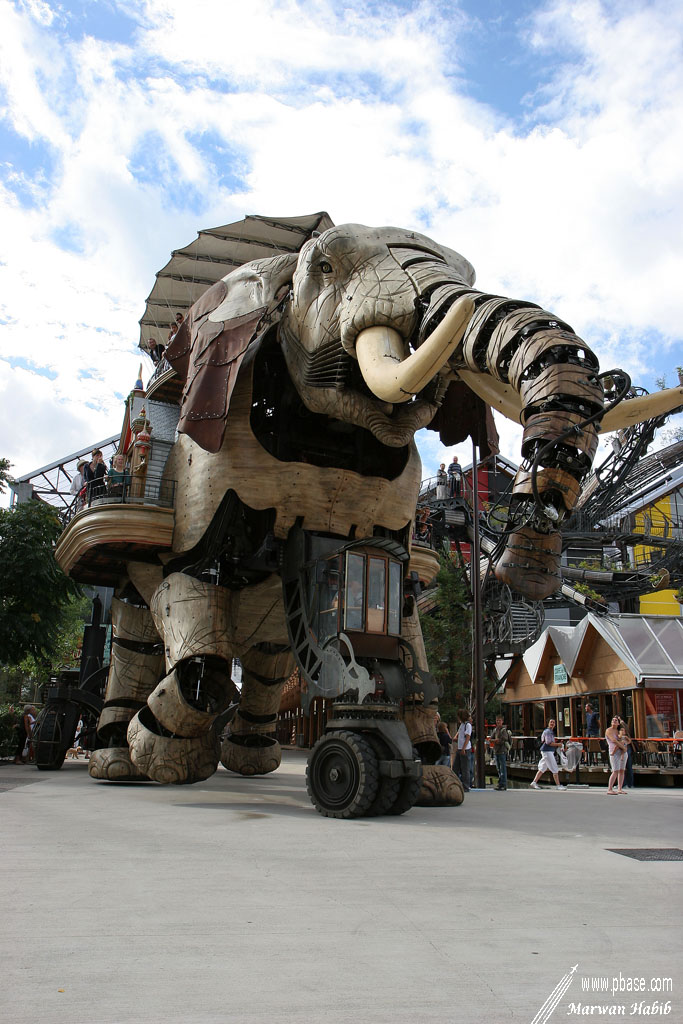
(452, 711, 472, 792)
(70, 460, 87, 504)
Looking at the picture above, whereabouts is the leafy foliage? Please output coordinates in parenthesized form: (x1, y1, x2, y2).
(0, 702, 22, 758)
(0, 500, 82, 666)
(420, 552, 473, 722)
(0, 457, 12, 495)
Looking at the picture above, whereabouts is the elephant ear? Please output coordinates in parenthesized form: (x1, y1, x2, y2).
(166, 253, 298, 453)
(427, 381, 500, 459)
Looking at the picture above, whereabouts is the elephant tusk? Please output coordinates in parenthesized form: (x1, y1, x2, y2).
(456, 368, 524, 423)
(455, 374, 683, 435)
(598, 384, 683, 434)
(355, 296, 475, 404)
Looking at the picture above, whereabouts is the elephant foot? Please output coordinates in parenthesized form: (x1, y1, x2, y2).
(417, 765, 465, 806)
(127, 707, 219, 785)
(88, 746, 149, 782)
(495, 526, 562, 600)
(220, 733, 282, 776)
(148, 664, 230, 737)
(401, 703, 441, 762)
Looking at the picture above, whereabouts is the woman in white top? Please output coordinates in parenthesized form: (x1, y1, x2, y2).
(605, 716, 627, 794)
(436, 463, 448, 499)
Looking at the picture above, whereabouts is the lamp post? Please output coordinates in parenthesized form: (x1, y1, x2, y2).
(471, 438, 486, 789)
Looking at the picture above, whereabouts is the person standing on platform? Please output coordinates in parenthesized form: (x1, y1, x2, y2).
(84, 449, 107, 501)
(447, 455, 463, 496)
(491, 715, 511, 791)
(453, 710, 472, 792)
(436, 463, 448, 499)
(530, 719, 567, 790)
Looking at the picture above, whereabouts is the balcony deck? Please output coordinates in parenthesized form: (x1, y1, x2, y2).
(55, 478, 175, 585)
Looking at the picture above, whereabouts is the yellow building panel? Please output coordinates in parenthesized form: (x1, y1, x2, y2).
(639, 589, 681, 616)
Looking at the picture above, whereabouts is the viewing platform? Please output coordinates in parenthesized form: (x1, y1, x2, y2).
(55, 476, 176, 586)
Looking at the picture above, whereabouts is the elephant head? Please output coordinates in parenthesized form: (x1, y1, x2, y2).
(277, 224, 478, 446)
(166, 219, 683, 599)
(166, 223, 483, 453)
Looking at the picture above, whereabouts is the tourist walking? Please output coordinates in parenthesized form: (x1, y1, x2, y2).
(490, 715, 511, 790)
(605, 716, 628, 794)
(452, 711, 472, 792)
(620, 718, 635, 788)
(14, 704, 36, 764)
(436, 721, 452, 766)
(530, 719, 567, 790)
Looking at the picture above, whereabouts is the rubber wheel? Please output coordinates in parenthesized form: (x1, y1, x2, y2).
(387, 749, 422, 816)
(364, 734, 401, 817)
(34, 707, 68, 771)
(306, 730, 379, 819)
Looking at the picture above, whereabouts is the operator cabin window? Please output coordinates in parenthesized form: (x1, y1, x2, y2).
(343, 551, 402, 637)
(344, 553, 365, 631)
(367, 557, 386, 632)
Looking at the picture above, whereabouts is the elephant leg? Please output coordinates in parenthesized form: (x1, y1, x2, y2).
(89, 597, 165, 782)
(221, 645, 294, 776)
(127, 573, 238, 785)
(461, 299, 604, 598)
(399, 603, 464, 806)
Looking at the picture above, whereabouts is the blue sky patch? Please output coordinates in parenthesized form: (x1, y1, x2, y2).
(185, 130, 249, 193)
(0, 124, 57, 207)
(60, 0, 141, 46)
(3, 356, 57, 381)
(49, 223, 87, 254)
(455, 0, 558, 125)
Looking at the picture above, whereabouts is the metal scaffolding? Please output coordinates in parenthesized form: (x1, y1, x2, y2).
(9, 436, 119, 508)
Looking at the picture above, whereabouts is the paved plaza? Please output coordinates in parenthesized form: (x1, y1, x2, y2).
(2, 751, 682, 1024)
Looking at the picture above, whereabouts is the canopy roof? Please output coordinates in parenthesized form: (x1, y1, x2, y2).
(138, 211, 334, 351)
(521, 612, 683, 685)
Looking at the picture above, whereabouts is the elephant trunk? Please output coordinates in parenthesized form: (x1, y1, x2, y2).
(355, 296, 475, 404)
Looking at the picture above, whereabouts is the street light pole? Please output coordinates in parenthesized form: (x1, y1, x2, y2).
(471, 438, 486, 789)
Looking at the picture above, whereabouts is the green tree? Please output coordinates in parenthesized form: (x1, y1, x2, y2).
(420, 552, 473, 722)
(0, 500, 82, 666)
(0, 592, 92, 703)
(0, 457, 12, 494)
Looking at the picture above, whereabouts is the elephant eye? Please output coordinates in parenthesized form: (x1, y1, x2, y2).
(319, 260, 333, 274)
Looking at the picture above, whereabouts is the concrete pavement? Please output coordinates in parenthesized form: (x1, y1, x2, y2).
(2, 752, 681, 1024)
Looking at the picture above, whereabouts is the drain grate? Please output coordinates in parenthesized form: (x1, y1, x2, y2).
(607, 848, 683, 861)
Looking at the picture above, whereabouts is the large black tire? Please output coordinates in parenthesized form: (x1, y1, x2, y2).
(306, 730, 379, 819)
(34, 707, 69, 771)
(363, 734, 401, 817)
(387, 766, 423, 816)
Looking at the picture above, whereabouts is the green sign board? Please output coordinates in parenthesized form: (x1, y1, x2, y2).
(553, 663, 568, 685)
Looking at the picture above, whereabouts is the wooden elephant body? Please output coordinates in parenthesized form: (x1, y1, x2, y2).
(88, 217, 674, 814)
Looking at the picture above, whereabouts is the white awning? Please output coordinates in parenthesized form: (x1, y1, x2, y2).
(138, 211, 334, 350)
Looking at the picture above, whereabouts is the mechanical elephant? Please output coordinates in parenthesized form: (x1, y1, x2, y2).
(90, 221, 612, 814)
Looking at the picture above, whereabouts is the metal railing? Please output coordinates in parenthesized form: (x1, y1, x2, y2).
(60, 476, 176, 527)
(418, 472, 474, 504)
(146, 355, 174, 389)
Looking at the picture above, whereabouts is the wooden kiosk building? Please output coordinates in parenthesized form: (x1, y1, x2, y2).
(502, 612, 683, 740)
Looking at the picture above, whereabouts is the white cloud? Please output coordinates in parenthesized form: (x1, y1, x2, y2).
(0, 0, 681, 495)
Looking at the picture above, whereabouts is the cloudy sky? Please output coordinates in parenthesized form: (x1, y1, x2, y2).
(1, 0, 682, 497)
